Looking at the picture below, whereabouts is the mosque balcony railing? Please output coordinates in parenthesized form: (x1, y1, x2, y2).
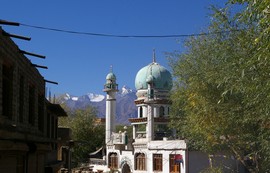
(134, 133, 147, 144)
(154, 117, 169, 123)
(103, 83, 119, 92)
(144, 97, 172, 104)
(111, 132, 127, 145)
(129, 117, 147, 123)
(135, 131, 147, 139)
(129, 117, 169, 124)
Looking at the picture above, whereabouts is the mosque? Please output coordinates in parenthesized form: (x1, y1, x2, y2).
(102, 51, 187, 173)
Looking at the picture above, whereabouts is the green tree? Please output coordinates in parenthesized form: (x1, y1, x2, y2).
(169, 1, 270, 172)
(58, 106, 105, 167)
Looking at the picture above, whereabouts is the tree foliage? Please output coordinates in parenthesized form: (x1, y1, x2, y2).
(169, 1, 270, 172)
(58, 106, 105, 167)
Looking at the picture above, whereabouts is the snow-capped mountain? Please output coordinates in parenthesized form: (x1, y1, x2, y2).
(59, 86, 137, 124)
(120, 85, 133, 96)
(63, 93, 105, 102)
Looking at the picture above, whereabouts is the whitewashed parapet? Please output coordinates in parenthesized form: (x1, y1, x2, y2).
(148, 140, 187, 150)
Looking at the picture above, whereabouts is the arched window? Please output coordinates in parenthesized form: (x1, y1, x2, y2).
(139, 106, 143, 118)
(109, 153, 118, 169)
(135, 153, 146, 170)
(160, 106, 165, 117)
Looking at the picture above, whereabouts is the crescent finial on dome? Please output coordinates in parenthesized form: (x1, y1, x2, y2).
(152, 48, 156, 63)
(110, 65, 113, 73)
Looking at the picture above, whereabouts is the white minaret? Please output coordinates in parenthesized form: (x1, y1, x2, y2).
(103, 67, 118, 144)
(145, 50, 156, 142)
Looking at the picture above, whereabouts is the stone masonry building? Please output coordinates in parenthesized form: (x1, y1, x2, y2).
(0, 26, 68, 173)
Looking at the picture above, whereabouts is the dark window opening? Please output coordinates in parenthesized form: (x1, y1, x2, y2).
(139, 106, 143, 118)
(28, 85, 35, 125)
(55, 119, 58, 139)
(148, 88, 154, 99)
(47, 113, 51, 138)
(38, 94, 44, 132)
(51, 116, 55, 139)
(2, 64, 13, 118)
(160, 106, 165, 117)
(19, 76, 24, 122)
(154, 124, 172, 140)
(16, 155, 25, 173)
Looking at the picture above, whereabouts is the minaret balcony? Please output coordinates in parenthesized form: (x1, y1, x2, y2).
(103, 83, 119, 92)
(134, 98, 171, 105)
(129, 117, 169, 124)
(129, 117, 147, 123)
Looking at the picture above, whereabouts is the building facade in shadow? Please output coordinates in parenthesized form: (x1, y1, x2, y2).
(0, 26, 70, 173)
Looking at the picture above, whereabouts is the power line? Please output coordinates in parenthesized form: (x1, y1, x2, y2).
(0, 19, 242, 38)
(19, 23, 241, 38)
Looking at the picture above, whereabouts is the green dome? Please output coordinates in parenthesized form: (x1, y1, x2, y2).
(135, 62, 173, 90)
(106, 72, 116, 81)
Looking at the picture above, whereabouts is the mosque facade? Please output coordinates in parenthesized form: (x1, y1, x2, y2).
(103, 52, 187, 173)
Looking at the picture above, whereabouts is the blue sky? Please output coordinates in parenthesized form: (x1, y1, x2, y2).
(1, 0, 226, 96)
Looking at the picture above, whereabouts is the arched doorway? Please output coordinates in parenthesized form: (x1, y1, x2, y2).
(121, 163, 131, 173)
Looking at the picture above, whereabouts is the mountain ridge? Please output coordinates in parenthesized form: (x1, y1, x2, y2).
(59, 85, 137, 124)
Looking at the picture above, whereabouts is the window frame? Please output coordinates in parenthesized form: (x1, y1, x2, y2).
(109, 153, 118, 169)
(19, 75, 24, 122)
(135, 153, 146, 170)
(169, 154, 181, 173)
(139, 106, 143, 118)
(153, 154, 163, 171)
(159, 106, 165, 117)
(2, 64, 13, 118)
(28, 85, 35, 125)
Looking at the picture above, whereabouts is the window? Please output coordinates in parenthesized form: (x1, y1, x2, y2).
(160, 106, 165, 117)
(51, 116, 55, 139)
(139, 106, 143, 118)
(46, 113, 51, 138)
(28, 85, 35, 125)
(135, 153, 146, 170)
(38, 94, 44, 132)
(16, 155, 25, 173)
(55, 118, 58, 139)
(148, 88, 154, 99)
(109, 153, 118, 169)
(136, 124, 147, 138)
(153, 154, 162, 171)
(2, 64, 13, 118)
(49, 115, 57, 149)
(169, 154, 182, 173)
(19, 76, 24, 122)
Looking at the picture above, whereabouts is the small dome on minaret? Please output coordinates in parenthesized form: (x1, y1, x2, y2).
(104, 65, 118, 92)
(106, 72, 116, 81)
